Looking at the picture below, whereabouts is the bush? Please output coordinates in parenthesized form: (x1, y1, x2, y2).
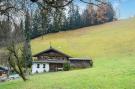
(63, 63, 70, 71)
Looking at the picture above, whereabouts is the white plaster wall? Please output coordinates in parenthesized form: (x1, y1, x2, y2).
(32, 63, 49, 74)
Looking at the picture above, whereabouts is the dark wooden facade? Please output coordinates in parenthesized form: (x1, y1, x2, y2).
(69, 58, 93, 68)
(49, 63, 63, 71)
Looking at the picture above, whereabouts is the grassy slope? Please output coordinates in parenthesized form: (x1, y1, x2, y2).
(1, 18, 135, 89)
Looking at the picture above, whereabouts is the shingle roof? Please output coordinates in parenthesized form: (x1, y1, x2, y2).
(0, 66, 8, 72)
(33, 47, 72, 58)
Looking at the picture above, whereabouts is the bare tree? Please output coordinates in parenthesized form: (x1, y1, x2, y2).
(31, 0, 112, 9)
(7, 23, 28, 81)
(0, 0, 32, 81)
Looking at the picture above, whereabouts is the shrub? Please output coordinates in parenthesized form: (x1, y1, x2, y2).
(63, 63, 70, 71)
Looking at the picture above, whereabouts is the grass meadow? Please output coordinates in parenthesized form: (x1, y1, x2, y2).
(0, 18, 135, 89)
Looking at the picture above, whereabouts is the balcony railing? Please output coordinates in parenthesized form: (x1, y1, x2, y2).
(33, 59, 67, 63)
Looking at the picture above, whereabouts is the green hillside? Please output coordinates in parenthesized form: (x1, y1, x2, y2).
(31, 18, 135, 58)
(1, 18, 135, 89)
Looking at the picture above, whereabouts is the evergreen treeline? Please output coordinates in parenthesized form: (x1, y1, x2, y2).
(0, 1, 116, 40)
(30, 2, 116, 39)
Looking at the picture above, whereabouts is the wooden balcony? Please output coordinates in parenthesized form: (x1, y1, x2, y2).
(33, 59, 67, 63)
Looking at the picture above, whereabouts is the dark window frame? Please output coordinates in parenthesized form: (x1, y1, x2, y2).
(43, 64, 46, 68)
(37, 64, 40, 68)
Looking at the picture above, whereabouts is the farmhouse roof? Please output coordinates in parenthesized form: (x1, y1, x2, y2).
(0, 66, 8, 72)
(33, 47, 72, 58)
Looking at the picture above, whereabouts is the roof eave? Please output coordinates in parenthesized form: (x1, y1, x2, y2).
(32, 48, 72, 58)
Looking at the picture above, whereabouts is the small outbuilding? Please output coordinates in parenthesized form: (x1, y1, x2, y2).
(69, 58, 93, 68)
(0, 67, 8, 78)
(32, 47, 93, 74)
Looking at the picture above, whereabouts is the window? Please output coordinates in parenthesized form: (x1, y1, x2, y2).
(43, 64, 46, 68)
(37, 64, 40, 68)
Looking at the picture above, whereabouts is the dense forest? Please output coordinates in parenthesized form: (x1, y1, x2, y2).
(30, 1, 115, 38)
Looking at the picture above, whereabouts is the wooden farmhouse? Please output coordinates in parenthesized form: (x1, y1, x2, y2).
(0, 67, 8, 78)
(32, 47, 93, 74)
